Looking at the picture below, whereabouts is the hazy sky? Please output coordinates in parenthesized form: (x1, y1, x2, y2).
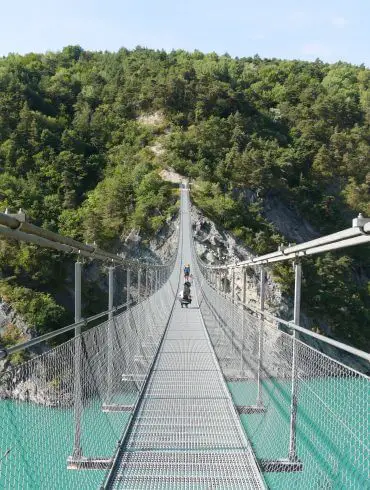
(1, 0, 369, 65)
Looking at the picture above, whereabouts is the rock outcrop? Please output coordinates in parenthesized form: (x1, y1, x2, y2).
(191, 205, 286, 317)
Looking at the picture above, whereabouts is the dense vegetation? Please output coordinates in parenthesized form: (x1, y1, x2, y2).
(0, 46, 369, 351)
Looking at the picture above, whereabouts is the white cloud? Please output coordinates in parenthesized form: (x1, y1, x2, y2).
(331, 16, 348, 28)
(302, 42, 332, 58)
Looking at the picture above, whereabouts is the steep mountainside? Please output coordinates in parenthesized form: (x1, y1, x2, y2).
(0, 46, 369, 353)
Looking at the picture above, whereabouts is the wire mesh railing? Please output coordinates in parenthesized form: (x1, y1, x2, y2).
(1, 182, 369, 489)
(99, 183, 268, 490)
(194, 254, 370, 489)
(0, 231, 180, 490)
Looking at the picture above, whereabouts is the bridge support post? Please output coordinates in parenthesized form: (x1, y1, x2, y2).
(240, 267, 247, 373)
(106, 265, 114, 405)
(145, 268, 149, 297)
(155, 269, 158, 292)
(231, 268, 235, 303)
(231, 267, 236, 357)
(73, 259, 83, 458)
(256, 266, 265, 406)
(289, 260, 301, 462)
(137, 268, 141, 302)
(127, 269, 131, 307)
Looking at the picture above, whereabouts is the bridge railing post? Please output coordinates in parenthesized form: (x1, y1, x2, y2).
(106, 264, 114, 405)
(231, 268, 235, 303)
(137, 268, 141, 302)
(256, 266, 265, 407)
(240, 267, 247, 374)
(289, 259, 301, 462)
(127, 269, 131, 307)
(231, 268, 236, 355)
(73, 259, 83, 459)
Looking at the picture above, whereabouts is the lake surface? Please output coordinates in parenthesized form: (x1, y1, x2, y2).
(0, 397, 131, 489)
(0, 377, 368, 489)
(229, 377, 369, 489)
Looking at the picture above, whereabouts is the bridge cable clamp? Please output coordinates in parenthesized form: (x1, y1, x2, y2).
(352, 213, 370, 235)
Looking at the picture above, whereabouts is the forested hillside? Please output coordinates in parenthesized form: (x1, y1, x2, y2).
(0, 46, 369, 351)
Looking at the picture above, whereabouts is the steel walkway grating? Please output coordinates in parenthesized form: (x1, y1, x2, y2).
(160, 339, 210, 353)
(155, 352, 216, 370)
(109, 298, 265, 488)
(165, 331, 207, 340)
(144, 372, 226, 399)
(112, 451, 264, 489)
(107, 188, 265, 489)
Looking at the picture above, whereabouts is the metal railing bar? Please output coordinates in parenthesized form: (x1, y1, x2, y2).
(201, 270, 370, 363)
(0, 216, 173, 269)
(4, 300, 136, 356)
(205, 225, 370, 270)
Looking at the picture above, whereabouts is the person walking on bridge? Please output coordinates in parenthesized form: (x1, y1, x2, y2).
(184, 263, 190, 281)
(179, 280, 192, 307)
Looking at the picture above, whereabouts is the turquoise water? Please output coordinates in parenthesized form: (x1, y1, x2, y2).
(1, 378, 368, 489)
(0, 397, 132, 489)
(229, 377, 370, 489)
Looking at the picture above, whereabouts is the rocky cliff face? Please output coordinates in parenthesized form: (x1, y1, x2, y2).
(0, 301, 31, 340)
(191, 205, 287, 318)
(121, 214, 180, 264)
(263, 193, 320, 243)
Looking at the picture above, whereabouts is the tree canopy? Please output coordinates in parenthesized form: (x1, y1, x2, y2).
(0, 46, 369, 350)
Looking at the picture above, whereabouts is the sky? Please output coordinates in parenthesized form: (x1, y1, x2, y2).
(1, 0, 369, 66)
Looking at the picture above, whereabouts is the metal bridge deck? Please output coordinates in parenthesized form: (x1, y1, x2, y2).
(109, 302, 265, 489)
(107, 188, 265, 489)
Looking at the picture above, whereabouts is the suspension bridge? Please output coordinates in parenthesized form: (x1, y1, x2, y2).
(0, 184, 369, 489)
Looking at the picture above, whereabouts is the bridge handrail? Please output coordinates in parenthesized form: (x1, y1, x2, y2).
(0, 201, 180, 359)
(206, 281, 370, 364)
(201, 217, 370, 269)
(0, 210, 177, 269)
(0, 299, 138, 359)
(191, 206, 370, 363)
(195, 188, 369, 486)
